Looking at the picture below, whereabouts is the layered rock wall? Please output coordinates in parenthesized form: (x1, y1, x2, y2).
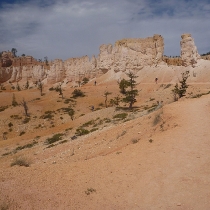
(47, 59, 65, 84)
(0, 33, 203, 85)
(97, 34, 164, 72)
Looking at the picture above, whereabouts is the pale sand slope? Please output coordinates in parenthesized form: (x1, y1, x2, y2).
(0, 93, 210, 209)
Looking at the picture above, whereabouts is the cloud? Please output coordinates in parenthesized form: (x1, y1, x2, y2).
(0, 0, 210, 60)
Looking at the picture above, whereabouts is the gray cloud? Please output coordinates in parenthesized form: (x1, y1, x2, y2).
(0, 0, 210, 60)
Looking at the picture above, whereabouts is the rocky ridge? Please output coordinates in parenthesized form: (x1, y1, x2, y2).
(0, 33, 202, 84)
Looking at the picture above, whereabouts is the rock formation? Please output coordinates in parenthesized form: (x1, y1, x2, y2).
(0, 33, 205, 85)
(1, 51, 13, 67)
(47, 59, 65, 84)
(97, 34, 164, 73)
(180, 34, 200, 66)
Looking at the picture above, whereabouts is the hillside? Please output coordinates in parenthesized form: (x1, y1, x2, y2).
(0, 59, 210, 209)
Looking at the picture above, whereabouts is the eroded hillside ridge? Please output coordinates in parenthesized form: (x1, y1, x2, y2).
(0, 33, 201, 84)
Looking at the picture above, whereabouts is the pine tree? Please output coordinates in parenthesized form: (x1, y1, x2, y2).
(120, 72, 138, 109)
(172, 71, 190, 100)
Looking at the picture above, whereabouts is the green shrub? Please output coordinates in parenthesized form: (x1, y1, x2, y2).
(15, 141, 38, 151)
(75, 128, 89, 136)
(90, 128, 98, 132)
(82, 77, 89, 84)
(113, 113, 128, 120)
(45, 133, 64, 144)
(82, 120, 94, 127)
(72, 89, 85, 98)
(8, 122, 13, 127)
(40, 111, 55, 119)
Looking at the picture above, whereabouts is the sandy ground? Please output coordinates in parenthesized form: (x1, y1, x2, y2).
(1, 60, 210, 209)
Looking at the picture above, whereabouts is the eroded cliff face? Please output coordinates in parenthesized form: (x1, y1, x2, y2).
(0, 33, 203, 85)
(0, 52, 13, 83)
(97, 34, 164, 72)
(180, 33, 200, 66)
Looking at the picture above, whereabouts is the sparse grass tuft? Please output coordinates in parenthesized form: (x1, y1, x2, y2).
(11, 156, 30, 167)
(149, 139, 153, 143)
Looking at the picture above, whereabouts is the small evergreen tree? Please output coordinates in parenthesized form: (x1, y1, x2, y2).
(172, 71, 190, 100)
(44, 56, 49, 66)
(16, 82, 21, 91)
(68, 108, 75, 121)
(12, 93, 18, 107)
(120, 72, 138, 109)
(82, 77, 89, 85)
(11, 48, 17, 57)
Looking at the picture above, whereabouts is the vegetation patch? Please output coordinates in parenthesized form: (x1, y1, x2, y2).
(11, 156, 30, 167)
(15, 141, 38, 151)
(0, 106, 8, 112)
(113, 113, 128, 120)
(81, 120, 95, 127)
(90, 128, 98, 132)
(131, 138, 139, 144)
(72, 89, 85, 98)
(40, 111, 55, 120)
(149, 139, 153, 143)
(191, 91, 210, 98)
(85, 188, 96, 195)
(45, 133, 64, 145)
(22, 117, 30, 124)
(64, 98, 76, 104)
(75, 128, 90, 136)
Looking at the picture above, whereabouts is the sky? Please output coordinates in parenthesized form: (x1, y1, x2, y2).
(0, 0, 210, 61)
